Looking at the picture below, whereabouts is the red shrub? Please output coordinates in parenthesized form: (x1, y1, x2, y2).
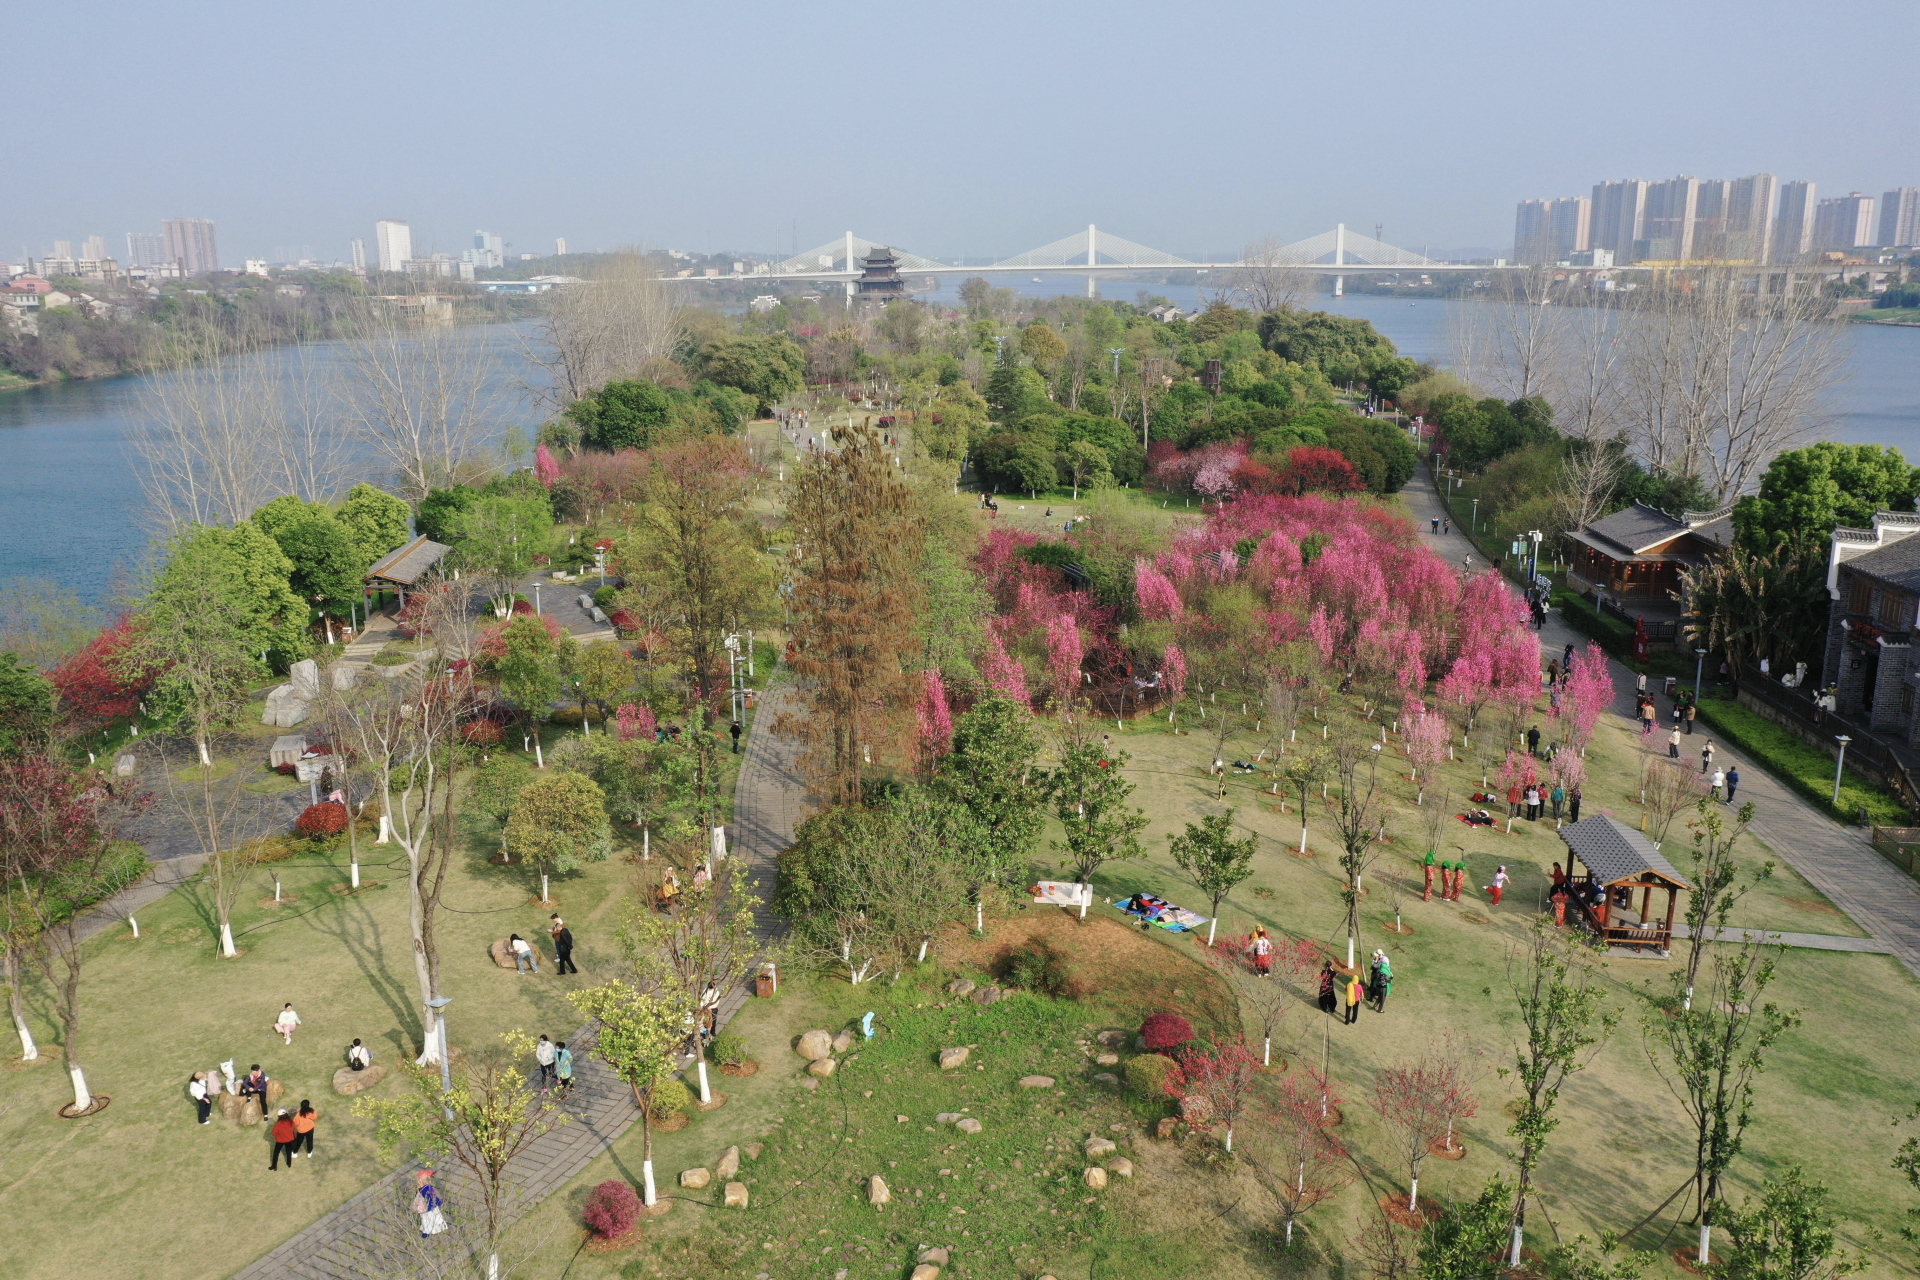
(1274, 446, 1364, 496)
(461, 718, 504, 746)
(1140, 1012, 1195, 1051)
(51, 615, 150, 722)
(582, 1179, 640, 1240)
(294, 802, 349, 839)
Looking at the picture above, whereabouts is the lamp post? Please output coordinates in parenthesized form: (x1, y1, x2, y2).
(528, 580, 541, 615)
(1833, 736, 1852, 804)
(426, 995, 454, 1101)
(1694, 648, 1708, 700)
(1470, 498, 1479, 533)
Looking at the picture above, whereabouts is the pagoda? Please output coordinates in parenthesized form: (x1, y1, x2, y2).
(854, 246, 910, 299)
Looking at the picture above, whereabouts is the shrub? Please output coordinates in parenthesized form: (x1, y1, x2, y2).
(243, 835, 302, 864)
(650, 1078, 692, 1118)
(461, 718, 504, 747)
(582, 1179, 640, 1240)
(1140, 1012, 1194, 1051)
(1125, 1052, 1175, 1098)
(294, 802, 349, 839)
(549, 706, 608, 727)
(594, 585, 619, 609)
(710, 1032, 748, 1067)
(999, 938, 1085, 999)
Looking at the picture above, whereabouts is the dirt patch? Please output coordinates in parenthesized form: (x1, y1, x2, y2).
(583, 1228, 641, 1255)
(1380, 1193, 1442, 1228)
(1427, 1139, 1468, 1160)
(940, 911, 1240, 1040)
(1460, 912, 1491, 925)
(1383, 922, 1416, 935)
(1672, 1247, 1715, 1276)
(1784, 895, 1842, 917)
(652, 1111, 691, 1133)
(693, 1091, 728, 1112)
(717, 1061, 760, 1078)
(256, 895, 300, 909)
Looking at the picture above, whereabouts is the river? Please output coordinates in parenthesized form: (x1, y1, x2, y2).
(2, 299, 1915, 606)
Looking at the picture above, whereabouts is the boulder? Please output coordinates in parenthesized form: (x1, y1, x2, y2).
(268, 735, 308, 768)
(744, 1142, 764, 1160)
(1095, 1053, 1120, 1066)
(332, 1064, 388, 1096)
(489, 939, 516, 969)
(867, 1175, 891, 1205)
(934, 1112, 963, 1123)
(577, 594, 593, 611)
(289, 659, 322, 700)
(831, 1029, 854, 1054)
(1110, 1158, 1134, 1178)
(969, 985, 1002, 1006)
(1017, 1075, 1055, 1089)
(723, 1181, 749, 1209)
(1096, 1030, 1128, 1047)
(910, 1267, 940, 1280)
(266, 1079, 284, 1108)
(919, 1247, 951, 1266)
(1179, 1095, 1214, 1125)
(237, 1097, 263, 1126)
(956, 1118, 982, 1135)
(938, 1047, 969, 1070)
(796, 1029, 834, 1061)
(679, 1167, 711, 1189)
(1154, 1117, 1180, 1139)
(716, 1146, 740, 1180)
(112, 753, 138, 777)
(331, 664, 357, 691)
(591, 607, 609, 624)
(218, 1091, 239, 1120)
(1085, 1136, 1117, 1158)
(1092, 1073, 1119, 1085)
(808, 1058, 837, 1078)
(945, 978, 976, 998)
(1084, 1166, 1109, 1190)
(261, 685, 310, 728)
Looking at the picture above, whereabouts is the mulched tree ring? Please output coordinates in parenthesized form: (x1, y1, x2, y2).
(528, 896, 560, 909)
(639, 1198, 675, 1219)
(257, 895, 300, 909)
(694, 1091, 728, 1112)
(58, 1094, 111, 1119)
(1380, 1194, 1443, 1228)
(1383, 922, 1416, 935)
(1287, 847, 1317, 860)
(1671, 1247, 1714, 1276)
(583, 1228, 642, 1255)
(2, 1054, 55, 1073)
(1427, 1139, 1469, 1161)
(651, 1110, 691, 1133)
(717, 1060, 760, 1078)
(487, 852, 515, 866)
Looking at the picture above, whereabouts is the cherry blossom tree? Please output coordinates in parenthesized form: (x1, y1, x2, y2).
(1258, 1068, 1352, 1247)
(981, 632, 1029, 703)
(534, 443, 561, 488)
(1045, 614, 1083, 710)
(614, 702, 656, 742)
(1133, 559, 1183, 621)
(1369, 1035, 1483, 1212)
(1167, 1037, 1261, 1152)
(1162, 642, 1188, 728)
(1205, 931, 1318, 1065)
(1560, 642, 1614, 756)
(916, 669, 953, 771)
(1403, 703, 1449, 803)
(1437, 647, 1494, 737)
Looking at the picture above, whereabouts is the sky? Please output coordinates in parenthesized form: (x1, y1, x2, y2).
(10, 0, 1918, 266)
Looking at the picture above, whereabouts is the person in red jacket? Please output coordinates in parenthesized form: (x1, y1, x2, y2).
(269, 1110, 299, 1170)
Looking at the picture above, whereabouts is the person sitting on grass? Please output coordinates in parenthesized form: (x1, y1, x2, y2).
(273, 1004, 302, 1046)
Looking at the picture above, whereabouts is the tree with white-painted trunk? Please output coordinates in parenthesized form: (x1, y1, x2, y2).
(1254, 1068, 1351, 1248)
(1327, 733, 1390, 970)
(1166, 1037, 1259, 1153)
(503, 770, 612, 905)
(0, 755, 147, 1113)
(933, 694, 1045, 935)
(1283, 747, 1328, 858)
(1043, 728, 1147, 915)
(1167, 809, 1255, 948)
(355, 1030, 565, 1279)
(1370, 1033, 1483, 1216)
(570, 982, 688, 1209)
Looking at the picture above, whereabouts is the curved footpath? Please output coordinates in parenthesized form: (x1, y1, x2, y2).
(226, 680, 805, 1278)
(1403, 462, 1920, 979)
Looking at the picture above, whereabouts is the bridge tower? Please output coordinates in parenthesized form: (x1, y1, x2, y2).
(1087, 224, 1097, 298)
(1333, 223, 1346, 297)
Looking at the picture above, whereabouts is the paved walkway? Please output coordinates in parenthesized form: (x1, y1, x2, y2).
(1673, 923, 1895, 954)
(1403, 463, 1920, 980)
(228, 677, 807, 1278)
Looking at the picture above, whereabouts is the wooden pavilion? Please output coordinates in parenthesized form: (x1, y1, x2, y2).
(1556, 815, 1691, 954)
(363, 535, 450, 612)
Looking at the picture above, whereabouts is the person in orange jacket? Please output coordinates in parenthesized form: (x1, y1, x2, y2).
(269, 1109, 299, 1170)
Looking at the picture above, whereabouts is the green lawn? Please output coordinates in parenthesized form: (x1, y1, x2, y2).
(1692, 692, 1909, 827)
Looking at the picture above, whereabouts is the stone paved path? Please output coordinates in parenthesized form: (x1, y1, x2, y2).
(1404, 462, 1920, 980)
(228, 676, 807, 1278)
(1672, 923, 1896, 954)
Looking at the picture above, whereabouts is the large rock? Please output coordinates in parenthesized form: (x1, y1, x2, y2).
(1092, 1072, 1119, 1085)
(934, 1112, 963, 1123)
(919, 1247, 951, 1266)
(1084, 1166, 1109, 1190)
(1085, 1136, 1117, 1158)
(956, 1118, 982, 1135)
(1017, 1075, 1055, 1089)
(1179, 1095, 1214, 1125)
(261, 685, 310, 728)
(1154, 1117, 1180, 1140)
(679, 1167, 711, 1189)
(910, 1267, 940, 1280)
(1095, 1030, 1128, 1047)
(268, 735, 308, 768)
(867, 1175, 891, 1205)
(808, 1058, 837, 1078)
(716, 1146, 740, 1180)
(969, 985, 1002, 1006)
(1110, 1158, 1134, 1178)
(946, 978, 976, 998)
(237, 1097, 263, 1126)
(489, 940, 516, 969)
(796, 1030, 834, 1061)
(331, 664, 357, 691)
(332, 1064, 387, 1096)
(831, 1029, 854, 1054)
(1095, 1053, 1120, 1066)
(723, 1181, 749, 1208)
(938, 1047, 969, 1070)
(744, 1142, 764, 1160)
(112, 753, 138, 778)
(289, 659, 322, 700)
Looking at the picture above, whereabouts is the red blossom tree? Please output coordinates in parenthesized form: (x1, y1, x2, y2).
(1045, 613, 1084, 710)
(1204, 932, 1318, 1066)
(50, 616, 149, 724)
(1275, 446, 1365, 496)
(1368, 1035, 1481, 1211)
(1262, 1069, 1352, 1247)
(916, 669, 953, 771)
(615, 702, 656, 742)
(1166, 1037, 1261, 1151)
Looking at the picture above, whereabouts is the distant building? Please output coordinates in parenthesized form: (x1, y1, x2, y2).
(1590, 179, 1649, 264)
(1549, 197, 1591, 258)
(244, 259, 270, 277)
(1639, 175, 1700, 261)
(556, 237, 568, 256)
(376, 220, 412, 273)
(1726, 173, 1779, 262)
(1821, 512, 1920, 738)
(465, 230, 504, 270)
(1569, 248, 1614, 268)
(1513, 200, 1552, 263)
(81, 235, 106, 262)
(854, 245, 909, 299)
(1566, 502, 1735, 618)
(1772, 182, 1816, 263)
(748, 295, 779, 313)
(1880, 189, 1920, 248)
(163, 218, 220, 274)
(125, 231, 166, 268)
(1813, 193, 1876, 252)
(52, 240, 73, 261)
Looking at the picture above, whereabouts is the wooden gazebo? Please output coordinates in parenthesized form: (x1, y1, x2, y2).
(363, 535, 450, 611)
(1557, 815, 1691, 955)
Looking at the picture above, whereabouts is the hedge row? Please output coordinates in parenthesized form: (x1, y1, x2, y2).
(1691, 693, 1910, 827)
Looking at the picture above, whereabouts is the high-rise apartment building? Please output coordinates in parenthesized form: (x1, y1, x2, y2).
(1772, 182, 1816, 262)
(1549, 197, 1592, 259)
(125, 231, 166, 267)
(375, 220, 412, 272)
(1513, 200, 1551, 263)
(1812, 192, 1877, 251)
(1692, 180, 1731, 258)
(556, 237, 568, 256)
(81, 235, 106, 262)
(1726, 173, 1778, 262)
(350, 238, 366, 273)
(162, 218, 220, 274)
(52, 240, 73, 260)
(1590, 179, 1649, 263)
(1879, 189, 1920, 247)
(1639, 176, 1700, 261)
(464, 229, 505, 270)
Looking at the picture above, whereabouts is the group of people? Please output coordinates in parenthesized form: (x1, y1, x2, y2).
(1503, 779, 1579, 823)
(1420, 850, 1482, 901)
(184, 1060, 319, 1168)
(532, 1034, 575, 1095)
(1317, 952, 1392, 1023)
(508, 915, 579, 975)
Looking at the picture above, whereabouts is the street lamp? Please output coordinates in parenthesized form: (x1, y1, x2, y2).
(1694, 648, 1708, 700)
(1470, 498, 1479, 533)
(528, 580, 542, 614)
(426, 995, 454, 1099)
(1833, 736, 1852, 804)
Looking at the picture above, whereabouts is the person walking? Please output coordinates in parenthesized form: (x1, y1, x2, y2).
(1343, 971, 1364, 1025)
(1568, 783, 1583, 823)
(269, 1109, 299, 1170)
(1636, 671, 1648, 696)
(554, 1041, 574, 1094)
(1668, 726, 1682, 759)
(1252, 927, 1274, 976)
(1506, 783, 1523, 820)
(549, 915, 578, 975)
(293, 1101, 317, 1159)
(1641, 700, 1656, 736)
(1369, 950, 1393, 1012)
(1563, 643, 1575, 670)
(189, 1072, 212, 1126)
(1486, 865, 1510, 906)
(729, 721, 742, 754)
(1726, 766, 1740, 804)
(1685, 700, 1697, 735)
(1711, 768, 1726, 802)
(1550, 782, 1565, 821)
(1431, 517, 1440, 534)
(1701, 740, 1716, 774)
(1546, 659, 1560, 687)
(1525, 785, 1541, 821)
(534, 1035, 557, 1092)
(273, 1004, 301, 1046)
(1422, 848, 1436, 901)
(1527, 725, 1541, 757)
(510, 934, 538, 975)
(1317, 962, 1337, 1015)
(413, 1170, 449, 1237)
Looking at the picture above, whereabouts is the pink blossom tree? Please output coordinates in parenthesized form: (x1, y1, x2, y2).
(1134, 559, 1184, 621)
(916, 669, 953, 770)
(614, 702, 656, 742)
(534, 443, 561, 488)
(1166, 1037, 1261, 1152)
(1403, 704, 1449, 803)
(1163, 642, 1188, 729)
(982, 632, 1030, 703)
(1561, 642, 1614, 756)
(1045, 614, 1084, 710)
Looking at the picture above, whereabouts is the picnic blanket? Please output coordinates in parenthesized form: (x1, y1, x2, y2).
(1113, 891, 1209, 932)
(1031, 880, 1090, 907)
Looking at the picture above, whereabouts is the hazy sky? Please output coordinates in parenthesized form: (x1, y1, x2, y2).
(11, 0, 1917, 265)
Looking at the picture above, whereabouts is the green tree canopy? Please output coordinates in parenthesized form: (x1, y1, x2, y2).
(252, 496, 363, 616)
(454, 494, 554, 612)
(337, 483, 412, 567)
(1018, 322, 1068, 373)
(1733, 442, 1920, 552)
(495, 613, 566, 723)
(1326, 415, 1419, 494)
(0, 652, 54, 756)
(505, 770, 612, 875)
(934, 694, 1045, 886)
(1257, 309, 1395, 373)
(416, 484, 479, 544)
(985, 360, 1050, 425)
(693, 335, 805, 406)
(566, 379, 675, 452)
(149, 522, 310, 667)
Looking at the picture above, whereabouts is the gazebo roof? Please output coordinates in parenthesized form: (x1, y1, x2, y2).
(1559, 815, 1691, 889)
(365, 536, 450, 587)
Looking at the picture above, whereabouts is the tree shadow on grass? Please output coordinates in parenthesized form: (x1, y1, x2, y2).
(295, 871, 424, 1054)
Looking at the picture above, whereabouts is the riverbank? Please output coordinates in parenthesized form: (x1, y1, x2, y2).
(1851, 307, 1920, 327)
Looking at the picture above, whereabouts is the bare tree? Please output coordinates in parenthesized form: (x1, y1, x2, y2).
(341, 299, 504, 503)
(1551, 288, 1627, 444)
(523, 249, 684, 412)
(1227, 237, 1313, 314)
(1557, 442, 1624, 534)
(1482, 267, 1567, 403)
(1327, 731, 1391, 970)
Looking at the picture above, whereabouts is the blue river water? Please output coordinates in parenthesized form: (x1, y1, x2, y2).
(0, 297, 1914, 605)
